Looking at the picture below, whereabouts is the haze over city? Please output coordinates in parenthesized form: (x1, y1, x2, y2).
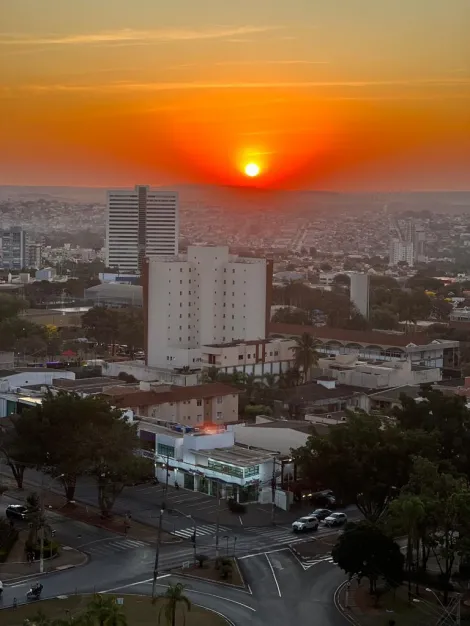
(1, 0, 469, 190)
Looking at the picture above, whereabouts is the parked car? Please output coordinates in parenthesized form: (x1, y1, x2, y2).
(310, 508, 332, 521)
(5, 504, 28, 521)
(292, 515, 319, 533)
(324, 512, 347, 527)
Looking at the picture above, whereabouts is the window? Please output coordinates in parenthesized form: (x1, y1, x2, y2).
(197, 414, 203, 422)
(238, 355, 243, 360)
(208, 459, 243, 477)
(157, 443, 175, 458)
(244, 465, 260, 478)
(216, 411, 223, 419)
(274, 351, 279, 356)
(217, 396, 223, 404)
(197, 399, 202, 406)
(180, 268, 183, 272)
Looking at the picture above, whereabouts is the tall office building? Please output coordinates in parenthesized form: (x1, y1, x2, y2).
(143, 246, 273, 367)
(0, 227, 28, 270)
(28, 242, 43, 270)
(350, 273, 370, 319)
(106, 185, 179, 272)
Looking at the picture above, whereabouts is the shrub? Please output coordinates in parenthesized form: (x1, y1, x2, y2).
(220, 559, 233, 580)
(0, 529, 18, 563)
(195, 554, 209, 568)
(25, 539, 60, 560)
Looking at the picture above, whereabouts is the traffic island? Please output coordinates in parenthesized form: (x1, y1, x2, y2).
(0, 594, 229, 626)
(174, 556, 246, 588)
(0, 530, 87, 581)
(335, 578, 452, 626)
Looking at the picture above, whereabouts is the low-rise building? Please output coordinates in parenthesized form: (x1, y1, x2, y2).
(0, 352, 14, 370)
(201, 337, 295, 376)
(106, 381, 240, 426)
(317, 354, 442, 389)
(135, 421, 276, 503)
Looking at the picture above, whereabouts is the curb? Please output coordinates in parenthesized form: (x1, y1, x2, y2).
(175, 570, 247, 590)
(3, 551, 89, 584)
(289, 543, 332, 561)
(333, 581, 362, 626)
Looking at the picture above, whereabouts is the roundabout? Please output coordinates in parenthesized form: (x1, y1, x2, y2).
(0, 547, 350, 626)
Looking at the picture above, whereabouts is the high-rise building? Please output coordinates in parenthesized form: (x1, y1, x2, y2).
(106, 185, 179, 272)
(349, 273, 370, 319)
(0, 227, 28, 270)
(28, 242, 43, 270)
(143, 246, 273, 368)
(389, 239, 414, 266)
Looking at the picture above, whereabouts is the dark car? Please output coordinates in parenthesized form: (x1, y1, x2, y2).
(5, 504, 28, 521)
(310, 508, 332, 521)
(310, 490, 336, 508)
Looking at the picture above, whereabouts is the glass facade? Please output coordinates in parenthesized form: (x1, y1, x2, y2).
(157, 443, 175, 458)
(207, 459, 260, 479)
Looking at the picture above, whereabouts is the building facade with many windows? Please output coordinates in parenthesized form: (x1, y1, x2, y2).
(0, 227, 28, 270)
(106, 185, 178, 272)
(143, 246, 273, 368)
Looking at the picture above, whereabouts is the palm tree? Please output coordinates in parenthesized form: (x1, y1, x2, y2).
(84, 594, 127, 626)
(290, 333, 319, 382)
(156, 583, 191, 626)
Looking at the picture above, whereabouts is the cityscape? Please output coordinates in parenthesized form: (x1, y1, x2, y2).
(1, 1, 470, 626)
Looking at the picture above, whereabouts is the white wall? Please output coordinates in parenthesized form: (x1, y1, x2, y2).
(0, 371, 75, 390)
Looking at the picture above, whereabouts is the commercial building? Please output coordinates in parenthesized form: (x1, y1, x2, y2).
(271, 323, 460, 371)
(143, 246, 273, 368)
(135, 421, 276, 503)
(106, 185, 179, 272)
(0, 227, 28, 270)
(349, 272, 369, 319)
(28, 243, 43, 270)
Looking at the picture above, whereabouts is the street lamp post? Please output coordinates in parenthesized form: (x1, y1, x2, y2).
(425, 587, 461, 625)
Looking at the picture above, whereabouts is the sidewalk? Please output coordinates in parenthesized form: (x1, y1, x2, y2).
(3, 484, 179, 546)
(0, 529, 87, 581)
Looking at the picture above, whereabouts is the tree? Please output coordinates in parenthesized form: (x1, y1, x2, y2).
(271, 307, 311, 325)
(0, 417, 30, 489)
(290, 332, 318, 382)
(387, 494, 426, 598)
(94, 455, 153, 518)
(369, 307, 400, 331)
(292, 413, 437, 522)
(200, 366, 219, 383)
(82, 307, 119, 353)
(156, 583, 191, 626)
(12, 391, 129, 501)
(116, 308, 144, 357)
(84, 594, 127, 626)
(332, 521, 404, 595)
(0, 293, 25, 319)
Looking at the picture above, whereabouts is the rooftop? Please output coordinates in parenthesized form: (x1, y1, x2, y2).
(270, 323, 458, 348)
(108, 382, 241, 409)
(192, 444, 275, 466)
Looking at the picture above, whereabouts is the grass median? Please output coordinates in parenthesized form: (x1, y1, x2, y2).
(0, 594, 228, 626)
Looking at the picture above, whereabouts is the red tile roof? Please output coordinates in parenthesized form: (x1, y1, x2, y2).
(269, 323, 433, 348)
(107, 382, 241, 409)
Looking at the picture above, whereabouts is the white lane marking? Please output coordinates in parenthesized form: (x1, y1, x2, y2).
(265, 553, 282, 598)
(100, 578, 256, 611)
(238, 547, 289, 560)
(239, 516, 243, 526)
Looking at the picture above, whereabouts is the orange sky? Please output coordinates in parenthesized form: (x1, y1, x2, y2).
(1, 0, 469, 190)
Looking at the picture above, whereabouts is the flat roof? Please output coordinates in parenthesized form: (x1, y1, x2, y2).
(192, 444, 275, 466)
(138, 421, 185, 437)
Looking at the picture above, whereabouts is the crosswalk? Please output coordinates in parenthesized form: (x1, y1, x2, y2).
(244, 525, 304, 547)
(172, 523, 231, 539)
(82, 538, 148, 558)
(301, 554, 335, 569)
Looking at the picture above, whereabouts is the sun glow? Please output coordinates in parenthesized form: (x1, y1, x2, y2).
(244, 162, 260, 177)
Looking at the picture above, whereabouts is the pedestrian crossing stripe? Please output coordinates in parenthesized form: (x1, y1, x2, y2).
(303, 555, 334, 565)
(172, 524, 230, 538)
(88, 539, 146, 553)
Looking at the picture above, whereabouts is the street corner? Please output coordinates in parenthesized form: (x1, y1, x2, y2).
(0, 545, 89, 583)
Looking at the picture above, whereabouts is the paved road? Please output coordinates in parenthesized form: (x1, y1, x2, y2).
(0, 543, 348, 626)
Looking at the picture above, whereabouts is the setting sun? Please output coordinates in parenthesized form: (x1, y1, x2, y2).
(244, 163, 260, 178)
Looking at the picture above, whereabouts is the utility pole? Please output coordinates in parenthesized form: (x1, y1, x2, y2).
(151, 455, 170, 599)
(215, 481, 221, 559)
(39, 474, 45, 574)
(271, 456, 277, 526)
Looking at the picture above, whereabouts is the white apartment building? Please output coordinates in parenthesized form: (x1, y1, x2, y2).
(106, 185, 178, 272)
(389, 239, 414, 267)
(144, 246, 272, 368)
(349, 273, 369, 319)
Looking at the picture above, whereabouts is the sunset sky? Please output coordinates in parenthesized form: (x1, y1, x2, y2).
(1, 0, 469, 190)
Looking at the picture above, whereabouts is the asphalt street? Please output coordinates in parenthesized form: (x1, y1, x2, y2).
(0, 545, 349, 626)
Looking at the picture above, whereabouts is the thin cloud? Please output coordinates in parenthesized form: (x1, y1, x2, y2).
(214, 60, 330, 66)
(4, 77, 470, 98)
(0, 26, 278, 46)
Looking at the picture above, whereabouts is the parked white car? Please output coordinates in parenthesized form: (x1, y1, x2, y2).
(324, 512, 347, 527)
(292, 515, 319, 533)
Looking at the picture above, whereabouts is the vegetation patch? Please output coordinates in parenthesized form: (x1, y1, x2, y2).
(175, 556, 245, 588)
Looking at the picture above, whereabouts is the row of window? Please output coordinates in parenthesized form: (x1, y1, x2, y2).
(207, 460, 260, 478)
